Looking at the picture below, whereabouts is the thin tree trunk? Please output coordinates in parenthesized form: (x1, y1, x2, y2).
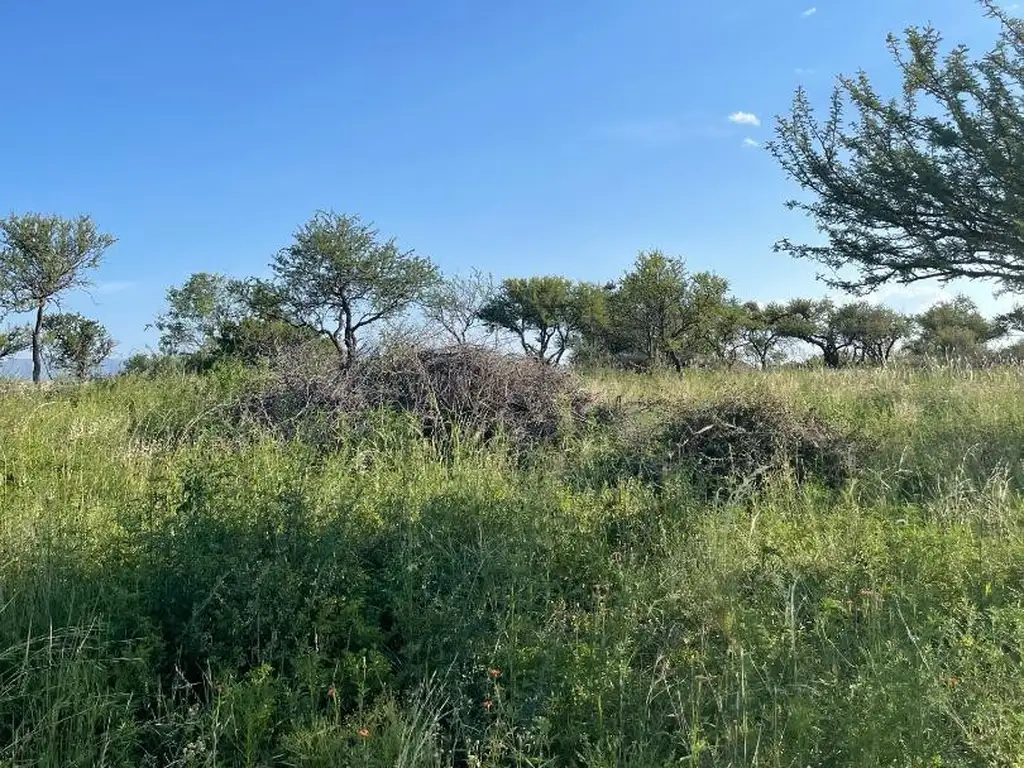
(31, 300, 44, 384)
(668, 349, 684, 373)
(343, 327, 357, 368)
(327, 331, 345, 359)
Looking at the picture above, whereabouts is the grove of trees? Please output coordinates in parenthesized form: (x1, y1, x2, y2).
(143, 223, 1019, 374)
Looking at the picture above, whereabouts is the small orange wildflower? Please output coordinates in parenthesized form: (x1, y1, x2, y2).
(483, 699, 493, 711)
(488, 668, 501, 679)
(327, 685, 337, 701)
(358, 727, 370, 739)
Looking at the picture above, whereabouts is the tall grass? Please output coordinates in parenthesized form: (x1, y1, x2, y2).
(1, 367, 1023, 765)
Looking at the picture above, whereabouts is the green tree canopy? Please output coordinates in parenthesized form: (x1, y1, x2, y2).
(834, 302, 915, 365)
(685, 274, 743, 367)
(152, 272, 246, 356)
(606, 251, 738, 371)
(213, 316, 324, 366)
(478, 276, 590, 364)
(739, 301, 793, 369)
(912, 295, 1005, 359)
(266, 211, 438, 366)
(42, 312, 115, 381)
(0, 323, 31, 363)
(0, 297, 31, 363)
(768, 1, 1024, 295)
(611, 251, 688, 368)
(0, 214, 114, 382)
(774, 299, 853, 368)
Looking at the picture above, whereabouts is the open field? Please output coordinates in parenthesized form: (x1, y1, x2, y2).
(2, 365, 1024, 766)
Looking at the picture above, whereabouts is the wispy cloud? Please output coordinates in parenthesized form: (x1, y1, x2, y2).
(795, 67, 816, 76)
(597, 115, 739, 145)
(801, 7, 817, 17)
(742, 137, 760, 148)
(728, 111, 761, 127)
(96, 280, 136, 295)
(858, 279, 1019, 317)
(597, 118, 683, 146)
(836, 283, 949, 314)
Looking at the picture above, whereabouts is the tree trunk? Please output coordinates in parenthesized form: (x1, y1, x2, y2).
(668, 349, 684, 372)
(822, 344, 841, 369)
(343, 326, 358, 368)
(31, 300, 44, 384)
(327, 331, 345, 359)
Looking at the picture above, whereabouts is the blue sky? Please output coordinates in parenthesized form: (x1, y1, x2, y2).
(0, 0, 1016, 354)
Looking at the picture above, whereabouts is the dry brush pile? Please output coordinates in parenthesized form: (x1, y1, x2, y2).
(242, 344, 862, 497)
(242, 343, 591, 448)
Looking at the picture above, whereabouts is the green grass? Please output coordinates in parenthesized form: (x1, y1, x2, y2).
(2, 366, 1024, 765)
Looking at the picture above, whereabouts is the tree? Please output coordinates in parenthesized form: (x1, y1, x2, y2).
(267, 211, 438, 366)
(607, 251, 738, 371)
(478, 276, 582, 364)
(683, 273, 742, 367)
(768, 2, 1024, 294)
(152, 272, 245, 356)
(0, 214, 115, 383)
(120, 352, 185, 377)
(610, 251, 688, 369)
(42, 312, 115, 381)
(911, 295, 1004, 359)
(834, 302, 915, 365)
(774, 299, 853, 368)
(151, 273, 320, 370)
(0, 325, 30, 362)
(739, 301, 792, 369)
(213, 316, 324, 366)
(420, 268, 497, 345)
(992, 338, 1024, 363)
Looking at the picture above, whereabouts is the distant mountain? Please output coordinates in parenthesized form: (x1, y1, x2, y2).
(0, 358, 125, 380)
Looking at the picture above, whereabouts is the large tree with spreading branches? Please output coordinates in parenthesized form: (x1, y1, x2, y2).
(768, 1, 1024, 296)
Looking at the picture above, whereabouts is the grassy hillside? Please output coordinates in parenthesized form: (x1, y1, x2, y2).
(1, 365, 1023, 766)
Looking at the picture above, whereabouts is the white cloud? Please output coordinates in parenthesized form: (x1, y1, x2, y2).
(795, 67, 816, 76)
(728, 111, 761, 127)
(742, 137, 760, 148)
(801, 7, 817, 17)
(96, 280, 136, 294)
(825, 279, 1020, 317)
(836, 283, 950, 315)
